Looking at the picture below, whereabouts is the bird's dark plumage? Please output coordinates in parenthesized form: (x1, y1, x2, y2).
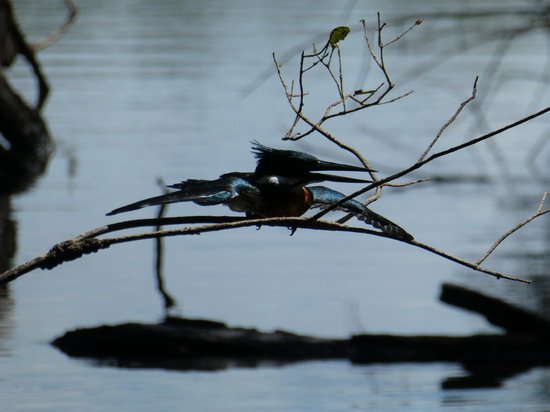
(106, 142, 413, 240)
(251, 141, 374, 177)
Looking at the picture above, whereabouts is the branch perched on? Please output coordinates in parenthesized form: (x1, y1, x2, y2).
(0, 215, 532, 285)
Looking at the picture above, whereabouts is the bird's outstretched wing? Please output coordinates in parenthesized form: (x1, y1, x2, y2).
(308, 186, 414, 241)
(106, 175, 259, 216)
(251, 141, 374, 176)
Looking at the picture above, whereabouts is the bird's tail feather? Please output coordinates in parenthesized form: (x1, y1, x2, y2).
(356, 208, 414, 241)
(308, 186, 413, 241)
(106, 192, 184, 216)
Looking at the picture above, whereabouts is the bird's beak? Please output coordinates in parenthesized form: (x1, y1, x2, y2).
(307, 172, 373, 184)
(313, 160, 375, 173)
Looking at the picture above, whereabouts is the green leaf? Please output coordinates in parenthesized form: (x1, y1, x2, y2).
(329, 26, 350, 48)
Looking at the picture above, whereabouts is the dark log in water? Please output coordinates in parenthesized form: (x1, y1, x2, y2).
(440, 283, 550, 338)
(350, 334, 550, 363)
(53, 317, 550, 369)
(52, 316, 550, 388)
(52, 283, 550, 390)
(52, 317, 350, 371)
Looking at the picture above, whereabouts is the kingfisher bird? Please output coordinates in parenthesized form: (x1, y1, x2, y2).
(107, 142, 413, 241)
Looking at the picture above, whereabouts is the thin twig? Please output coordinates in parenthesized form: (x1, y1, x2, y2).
(361, 18, 380, 67)
(279, 16, 421, 142)
(337, 47, 346, 111)
(476, 192, 550, 265)
(375, 90, 414, 105)
(286, 51, 307, 138)
(386, 178, 430, 188)
(384, 19, 423, 47)
(312, 47, 341, 95)
(31, 0, 77, 51)
(418, 76, 479, 163)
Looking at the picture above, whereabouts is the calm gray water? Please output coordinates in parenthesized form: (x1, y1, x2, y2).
(2, 0, 549, 410)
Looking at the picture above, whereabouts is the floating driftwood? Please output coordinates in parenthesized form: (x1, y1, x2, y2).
(440, 283, 550, 338)
(52, 317, 350, 371)
(52, 284, 550, 386)
(53, 318, 550, 366)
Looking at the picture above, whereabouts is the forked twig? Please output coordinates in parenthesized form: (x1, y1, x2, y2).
(279, 16, 420, 143)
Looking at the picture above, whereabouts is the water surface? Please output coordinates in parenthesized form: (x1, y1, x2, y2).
(2, 0, 549, 410)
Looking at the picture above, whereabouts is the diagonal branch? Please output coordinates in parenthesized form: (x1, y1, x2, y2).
(310, 106, 550, 221)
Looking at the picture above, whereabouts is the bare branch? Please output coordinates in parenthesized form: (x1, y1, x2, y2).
(310, 106, 550, 221)
(278, 16, 420, 144)
(376, 89, 414, 105)
(337, 47, 346, 110)
(361, 18, 380, 68)
(31, 0, 77, 51)
(476, 192, 550, 265)
(285, 51, 307, 138)
(418, 76, 479, 163)
(306, 49, 346, 114)
(386, 178, 430, 188)
(0, 215, 531, 285)
(384, 19, 423, 47)
(537, 192, 550, 214)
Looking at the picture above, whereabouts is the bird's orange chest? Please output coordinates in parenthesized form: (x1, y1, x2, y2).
(257, 187, 313, 217)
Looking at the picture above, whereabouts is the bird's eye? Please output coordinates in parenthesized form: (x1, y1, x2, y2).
(267, 176, 280, 185)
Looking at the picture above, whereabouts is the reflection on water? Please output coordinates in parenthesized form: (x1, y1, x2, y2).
(0, 284, 14, 357)
(1, 0, 549, 410)
(0, 197, 16, 357)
